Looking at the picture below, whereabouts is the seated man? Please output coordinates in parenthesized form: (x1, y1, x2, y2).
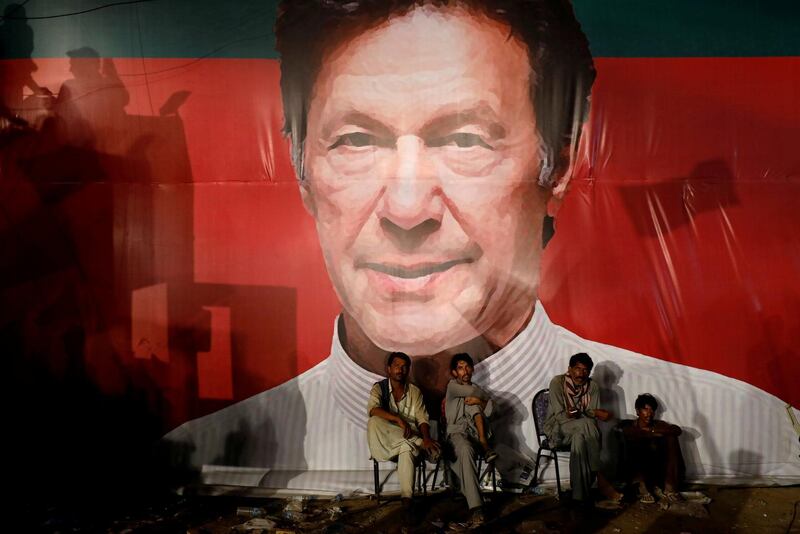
(367, 352, 439, 503)
(444, 353, 496, 526)
(619, 393, 685, 503)
(544, 353, 622, 504)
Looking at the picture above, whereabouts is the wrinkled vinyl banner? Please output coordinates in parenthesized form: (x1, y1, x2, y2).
(2, 0, 799, 494)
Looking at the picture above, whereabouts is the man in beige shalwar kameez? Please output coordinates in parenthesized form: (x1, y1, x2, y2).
(366, 352, 440, 501)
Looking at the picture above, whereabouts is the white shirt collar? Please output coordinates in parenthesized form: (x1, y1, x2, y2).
(328, 301, 559, 429)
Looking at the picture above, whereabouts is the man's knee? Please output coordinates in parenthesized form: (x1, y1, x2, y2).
(368, 416, 411, 454)
(570, 429, 598, 454)
(570, 431, 586, 450)
(571, 418, 599, 440)
(367, 415, 386, 433)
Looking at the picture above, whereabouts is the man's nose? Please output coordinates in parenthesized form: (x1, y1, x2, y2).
(377, 135, 443, 244)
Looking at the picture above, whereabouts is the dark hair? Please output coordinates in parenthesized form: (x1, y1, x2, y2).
(386, 351, 411, 367)
(568, 352, 593, 371)
(276, 0, 595, 184)
(449, 352, 474, 371)
(635, 393, 659, 412)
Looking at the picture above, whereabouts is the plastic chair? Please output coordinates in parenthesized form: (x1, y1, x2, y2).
(531, 388, 570, 495)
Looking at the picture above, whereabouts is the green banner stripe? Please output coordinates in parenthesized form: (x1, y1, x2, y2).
(2, 0, 799, 59)
(574, 0, 800, 57)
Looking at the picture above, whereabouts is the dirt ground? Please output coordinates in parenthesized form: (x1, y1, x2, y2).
(26, 484, 800, 533)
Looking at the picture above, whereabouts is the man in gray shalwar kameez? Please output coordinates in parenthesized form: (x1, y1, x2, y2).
(444, 353, 497, 527)
(544, 352, 622, 504)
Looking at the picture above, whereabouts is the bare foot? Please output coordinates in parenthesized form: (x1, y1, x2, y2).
(597, 474, 623, 501)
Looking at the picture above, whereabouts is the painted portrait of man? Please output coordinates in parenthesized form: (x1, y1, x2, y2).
(164, 0, 799, 491)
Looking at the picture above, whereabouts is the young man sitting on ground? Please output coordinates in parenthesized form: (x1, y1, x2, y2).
(619, 393, 685, 503)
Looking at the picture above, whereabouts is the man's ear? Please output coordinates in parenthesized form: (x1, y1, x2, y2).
(298, 180, 317, 217)
(546, 144, 575, 218)
(289, 137, 317, 217)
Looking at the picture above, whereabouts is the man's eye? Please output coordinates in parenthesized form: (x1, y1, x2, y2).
(329, 132, 382, 149)
(429, 133, 493, 150)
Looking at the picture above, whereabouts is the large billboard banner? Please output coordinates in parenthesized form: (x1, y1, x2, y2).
(2, 0, 798, 493)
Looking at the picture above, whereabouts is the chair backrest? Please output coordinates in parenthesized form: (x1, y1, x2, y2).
(439, 397, 448, 436)
(531, 389, 550, 444)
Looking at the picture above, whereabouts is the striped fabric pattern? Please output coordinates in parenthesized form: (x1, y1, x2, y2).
(163, 301, 800, 492)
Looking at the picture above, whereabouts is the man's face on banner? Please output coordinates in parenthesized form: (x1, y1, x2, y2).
(301, 6, 552, 354)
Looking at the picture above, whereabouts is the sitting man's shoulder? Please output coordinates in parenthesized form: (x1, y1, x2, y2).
(654, 420, 682, 434)
(371, 378, 388, 389)
(548, 374, 565, 388)
(407, 382, 423, 396)
(471, 382, 490, 396)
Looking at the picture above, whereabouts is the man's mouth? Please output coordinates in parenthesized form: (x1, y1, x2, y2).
(360, 258, 473, 279)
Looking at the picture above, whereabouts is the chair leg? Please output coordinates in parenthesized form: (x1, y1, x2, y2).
(373, 460, 381, 502)
(552, 451, 562, 496)
(477, 458, 497, 492)
(413, 462, 418, 496)
(533, 448, 543, 486)
(430, 458, 440, 491)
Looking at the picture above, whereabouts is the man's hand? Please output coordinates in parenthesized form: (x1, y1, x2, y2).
(465, 396, 487, 409)
(594, 408, 613, 422)
(421, 437, 440, 454)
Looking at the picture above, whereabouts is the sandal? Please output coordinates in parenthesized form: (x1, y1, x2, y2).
(595, 495, 623, 510)
(664, 491, 684, 503)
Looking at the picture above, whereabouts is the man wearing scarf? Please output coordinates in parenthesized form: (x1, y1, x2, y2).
(544, 353, 622, 504)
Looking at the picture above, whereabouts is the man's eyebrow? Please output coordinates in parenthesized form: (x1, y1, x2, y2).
(419, 105, 507, 140)
(321, 110, 396, 139)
